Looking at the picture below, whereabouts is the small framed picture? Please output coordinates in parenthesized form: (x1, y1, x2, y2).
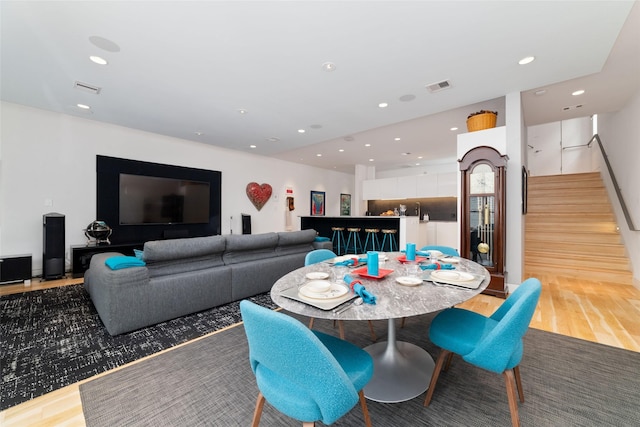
(310, 191, 325, 216)
(340, 193, 351, 216)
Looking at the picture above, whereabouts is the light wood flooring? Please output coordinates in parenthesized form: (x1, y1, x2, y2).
(1, 274, 639, 426)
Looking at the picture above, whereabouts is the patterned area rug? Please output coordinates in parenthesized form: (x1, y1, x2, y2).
(0, 284, 277, 411)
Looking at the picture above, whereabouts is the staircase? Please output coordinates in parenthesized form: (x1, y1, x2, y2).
(525, 172, 632, 285)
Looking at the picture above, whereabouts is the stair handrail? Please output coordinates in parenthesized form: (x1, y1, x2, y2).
(591, 134, 637, 231)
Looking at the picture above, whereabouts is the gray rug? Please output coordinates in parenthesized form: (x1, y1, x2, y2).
(80, 312, 640, 426)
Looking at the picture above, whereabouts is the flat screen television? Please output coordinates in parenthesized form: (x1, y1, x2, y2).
(119, 174, 210, 225)
(97, 155, 221, 244)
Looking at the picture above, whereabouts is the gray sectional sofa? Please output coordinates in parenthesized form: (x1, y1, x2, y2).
(84, 229, 329, 335)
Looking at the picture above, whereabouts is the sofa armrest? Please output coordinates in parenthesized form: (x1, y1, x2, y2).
(84, 252, 151, 335)
(312, 240, 333, 250)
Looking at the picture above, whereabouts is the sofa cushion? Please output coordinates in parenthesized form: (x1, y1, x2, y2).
(143, 235, 226, 263)
(223, 232, 278, 264)
(277, 229, 317, 246)
(275, 229, 316, 256)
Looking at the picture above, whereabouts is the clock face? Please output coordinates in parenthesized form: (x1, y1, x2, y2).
(470, 164, 494, 194)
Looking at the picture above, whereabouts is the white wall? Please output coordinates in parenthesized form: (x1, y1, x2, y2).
(0, 102, 354, 276)
(527, 117, 595, 176)
(598, 89, 640, 286)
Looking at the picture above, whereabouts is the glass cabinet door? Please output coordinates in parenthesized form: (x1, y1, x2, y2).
(468, 163, 495, 268)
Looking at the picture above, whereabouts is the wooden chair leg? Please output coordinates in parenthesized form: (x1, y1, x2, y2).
(251, 392, 266, 427)
(358, 389, 372, 427)
(337, 320, 345, 339)
(514, 365, 525, 402)
(424, 349, 451, 406)
(400, 317, 406, 328)
(444, 351, 454, 371)
(503, 369, 521, 427)
(308, 318, 314, 329)
(367, 320, 377, 341)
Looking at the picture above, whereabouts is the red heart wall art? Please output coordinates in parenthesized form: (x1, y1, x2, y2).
(246, 182, 273, 211)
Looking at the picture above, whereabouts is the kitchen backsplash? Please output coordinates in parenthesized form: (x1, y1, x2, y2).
(367, 197, 457, 221)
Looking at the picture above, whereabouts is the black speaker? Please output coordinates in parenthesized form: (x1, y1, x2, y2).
(241, 214, 251, 235)
(43, 213, 65, 280)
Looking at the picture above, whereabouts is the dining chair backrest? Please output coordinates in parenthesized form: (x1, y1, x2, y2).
(420, 245, 460, 257)
(240, 300, 358, 424)
(305, 248, 337, 266)
(463, 278, 542, 373)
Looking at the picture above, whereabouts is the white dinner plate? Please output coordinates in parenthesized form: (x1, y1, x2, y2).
(439, 256, 460, 264)
(299, 282, 349, 300)
(426, 250, 443, 259)
(395, 276, 423, 287)
(430, 270, 475, 283)
(301, 280, 332, 294)
(305, 271, 329, 280)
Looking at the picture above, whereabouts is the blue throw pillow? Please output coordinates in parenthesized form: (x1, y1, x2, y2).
(133, 249, 145, 260)
(105, 256, 146, 270)
(314, 236, 331, 242)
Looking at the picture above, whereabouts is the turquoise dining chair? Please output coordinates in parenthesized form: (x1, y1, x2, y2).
(419, 245, 460, 257)
(304, 249, 376, 341)
(240, 300, 373, 427)
(424, 278, 542, 427)
(304, 249, 337, 266)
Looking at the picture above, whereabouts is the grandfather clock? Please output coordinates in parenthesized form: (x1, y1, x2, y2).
(459, 146, 508, 298)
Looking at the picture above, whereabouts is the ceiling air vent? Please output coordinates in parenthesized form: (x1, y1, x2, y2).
(74, 81, 101, 95)
(426, 80, 452, 93)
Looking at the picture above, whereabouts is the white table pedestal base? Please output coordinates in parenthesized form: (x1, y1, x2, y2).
(363, 318, 435, 403)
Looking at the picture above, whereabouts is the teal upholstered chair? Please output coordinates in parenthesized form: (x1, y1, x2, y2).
(304, 249, 376, 341)
(420, 245, 460, 257)
(240, 300, 373, 427)
(424, 278, 542, 427)
(305, 249, 337, 266)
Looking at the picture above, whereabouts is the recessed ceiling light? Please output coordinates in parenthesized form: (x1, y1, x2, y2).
(298, 129, 306, 134)
(572, 89, 585, 96)
(316, 153, 322, 157)
(237, 109, 248, 114)
(250, 145, 257, 148)
(368, 159, 374, 162)
(518, 56, 535, 65)
(77, 103, 91, 109)
(322, 62, 336, 72)
(364, 143, 371, 147)
(89, 55, 108, 65)
(415, 163, 421, 166)
(394, 137, 401, 141)
(267, 137, 280, 142)
(194, 131, 203, 136)
(417, 156, 423, 159)
(450, 127, 458, 131)
(339, 149, 345, 152)
(378, 102, 389, 108)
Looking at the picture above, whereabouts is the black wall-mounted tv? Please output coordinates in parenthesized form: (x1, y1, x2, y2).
(97, 155, 221, 244)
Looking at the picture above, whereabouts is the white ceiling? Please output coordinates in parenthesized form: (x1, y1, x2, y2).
(2, 1, 639, 174)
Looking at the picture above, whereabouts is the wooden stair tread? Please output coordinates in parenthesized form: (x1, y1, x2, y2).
(525, 172, 632, 286)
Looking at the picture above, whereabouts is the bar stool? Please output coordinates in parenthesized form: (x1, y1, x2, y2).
(345, 227, 363, 254)
(331, 227, 346, 255)
(363, 228, 380, 252)
(380, 229, 398, 252)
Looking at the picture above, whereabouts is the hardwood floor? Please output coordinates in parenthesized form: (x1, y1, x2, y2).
(1, 273, 639, 426)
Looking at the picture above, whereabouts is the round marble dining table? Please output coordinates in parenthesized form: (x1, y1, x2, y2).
(270, 252, 490, 403)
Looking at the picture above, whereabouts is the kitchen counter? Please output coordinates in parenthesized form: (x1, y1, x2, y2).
(300, 216, 420, 251)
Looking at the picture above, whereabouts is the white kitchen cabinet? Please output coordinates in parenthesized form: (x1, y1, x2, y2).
(396, 175, 417, 198)
(437, 172, 457, 196)
(415, 174, 438, 197)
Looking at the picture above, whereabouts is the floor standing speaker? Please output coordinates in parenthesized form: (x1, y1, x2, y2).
(43, 213, 65, 280)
